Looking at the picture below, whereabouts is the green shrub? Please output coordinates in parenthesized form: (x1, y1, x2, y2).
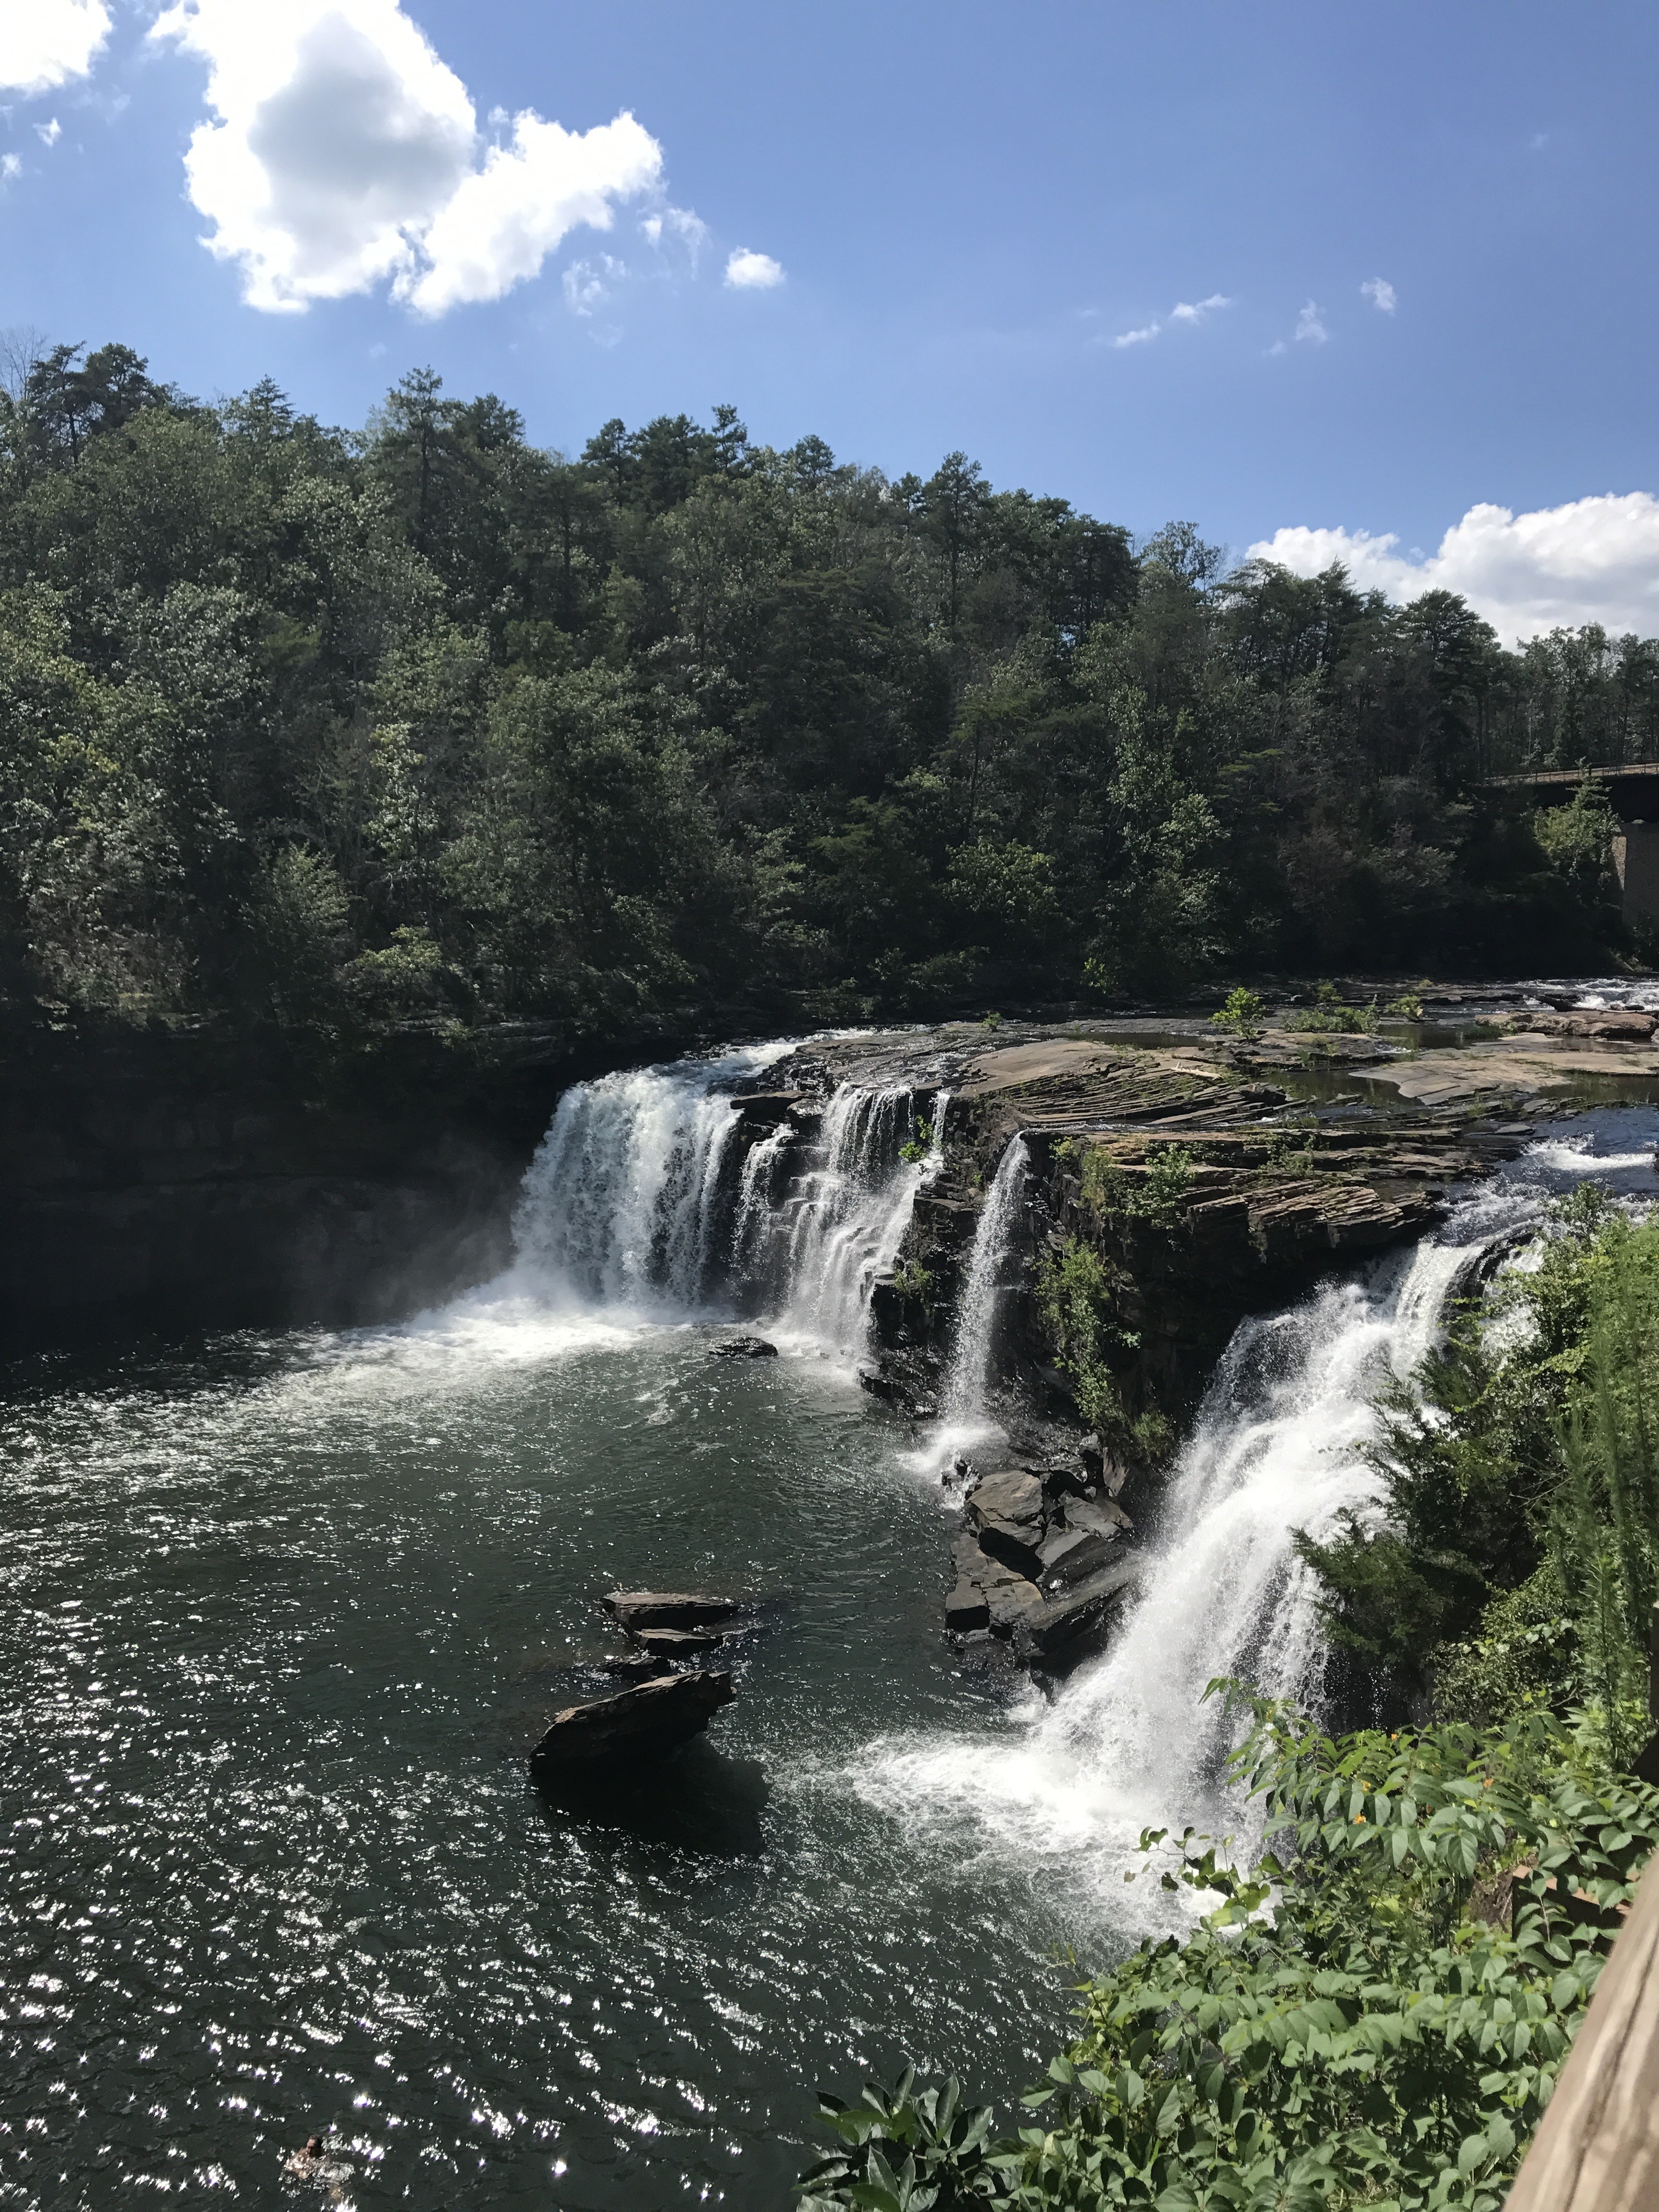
(1298, 1189, 1659, 1747)
(1279, 980, 1378, 1035)
(1210, 986, 1267, 1037)
(899, 1117, 936, 1165)
(801, 1694, 1659, 2212)
(1076, 1141, 1194, 1223)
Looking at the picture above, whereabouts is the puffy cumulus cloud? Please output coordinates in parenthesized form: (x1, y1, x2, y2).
(1249, 494, 1659, 645)
(407, 110, 659, 313)
(1362, 276, 1396, 312)
(150, 0, 663, 315)
(1112, 319, 1160, 348)
(724, 246, 783, 290)
(0, 0, 110, 97)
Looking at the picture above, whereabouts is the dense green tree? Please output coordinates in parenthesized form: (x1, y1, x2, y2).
(0, 342, 1648, 1040)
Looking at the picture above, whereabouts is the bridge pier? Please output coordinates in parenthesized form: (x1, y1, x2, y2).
(1613, 820, 1659, 925)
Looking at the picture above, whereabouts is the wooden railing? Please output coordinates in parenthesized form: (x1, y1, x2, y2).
(1503, 1850, 1659, 2208)
(1506, 1610, 1659, 2206)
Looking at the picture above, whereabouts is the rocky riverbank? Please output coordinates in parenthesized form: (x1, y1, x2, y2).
(720, 1001, 1656, 1665)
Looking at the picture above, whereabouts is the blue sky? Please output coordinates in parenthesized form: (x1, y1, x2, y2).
(4, 0, 1658, 637)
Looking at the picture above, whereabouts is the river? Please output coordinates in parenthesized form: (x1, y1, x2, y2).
(2, 1046, 1655, 2208)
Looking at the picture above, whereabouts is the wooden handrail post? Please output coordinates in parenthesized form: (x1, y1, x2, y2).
(1503, 1849, 1659, 2209)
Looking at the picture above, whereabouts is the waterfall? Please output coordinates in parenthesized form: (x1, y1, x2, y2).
(860, 1187, 1543, 1907)
(925, 1136, 1030, 1464)
(507, 1048, 941, 1357)
(511, 1045, 791, 1310)
(771, 1084, 939, 1356)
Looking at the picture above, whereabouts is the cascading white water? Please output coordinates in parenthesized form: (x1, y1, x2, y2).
(860, 1189, 1541, 1908)
(512, 1044, 793, 1309)
(506, 1047, 944, 1359)
(918, 1135, 1031, 1468)
(772, 1083, 943, 1355)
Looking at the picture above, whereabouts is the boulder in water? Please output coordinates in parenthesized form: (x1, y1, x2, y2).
(1037, 1524, 1119, 1590)
(967, 1469, 1047, 1571)
(605, 1590, 747, 1632)
(531, 1670, 735, 1768)
(1021, 1559, 1142, 1658)
(986, 1576, 1047, 1639)
(944, 1579, 990, 1632)
(708, 1336, 778, 1360)
(633, 1626, 725, 1657)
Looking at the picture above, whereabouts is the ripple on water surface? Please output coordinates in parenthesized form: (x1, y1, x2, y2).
(0, 1317, 1084, 2208)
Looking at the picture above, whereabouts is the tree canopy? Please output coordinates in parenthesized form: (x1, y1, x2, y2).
(0, 345, 1648, 1041)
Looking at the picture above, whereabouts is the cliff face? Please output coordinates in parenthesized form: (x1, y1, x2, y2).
(0, 1024, 574, 1346)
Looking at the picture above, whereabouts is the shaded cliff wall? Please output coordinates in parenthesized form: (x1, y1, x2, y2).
(0, 1023, 589, 1347)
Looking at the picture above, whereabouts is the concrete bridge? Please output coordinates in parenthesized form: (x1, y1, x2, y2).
(1487, 763, 1659, 923)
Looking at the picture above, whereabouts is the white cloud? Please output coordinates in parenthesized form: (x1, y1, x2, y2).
(1106, 293, 1229, 347)
(36, 118, 63, 148)
(1294, 299, 1328, 344)
(407, 109, 659, 314)
(0, 0, 109, 96)
(0, 154, 19, 180)
(150, 0, 664, 316)
(1361, 276, 1396, 313)
(724, 245, 783, 290)
(1169, 292, 1231, 324)
(1249, 493, 1659, 645)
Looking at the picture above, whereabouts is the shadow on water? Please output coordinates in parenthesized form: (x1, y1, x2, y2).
(531, 1741, 771, 1858)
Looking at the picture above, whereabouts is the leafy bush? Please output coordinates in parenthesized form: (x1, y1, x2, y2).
(1297, 1187, 1659, 1748)
(900, 1118, 937, 1165)
(1034, 1235, 1132, 1435)
(1075, 1142, 1194, 1223)
(800, 1692, 1659, 2211)
(1282, 983, 1379, 1035)
(1210, 986, 1266, 1037)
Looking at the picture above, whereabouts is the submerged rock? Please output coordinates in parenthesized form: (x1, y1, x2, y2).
(530, 1670, 736, 1767)
(597, 1651, 669, 1681)
(605, 1589, 747, 1632)
(708, 1336, 778, 1361)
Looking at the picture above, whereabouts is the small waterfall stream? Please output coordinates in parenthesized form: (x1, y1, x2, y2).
(511, 1044, 792, 1308)
(919, 1135, 1031, 1469)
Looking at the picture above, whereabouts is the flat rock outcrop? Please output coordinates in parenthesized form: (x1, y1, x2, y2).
(531, 1670, 736, 1767)
(604, 1589, 748, 1632)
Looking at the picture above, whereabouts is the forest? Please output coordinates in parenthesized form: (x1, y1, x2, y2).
(2, 340, 1657, 1050)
